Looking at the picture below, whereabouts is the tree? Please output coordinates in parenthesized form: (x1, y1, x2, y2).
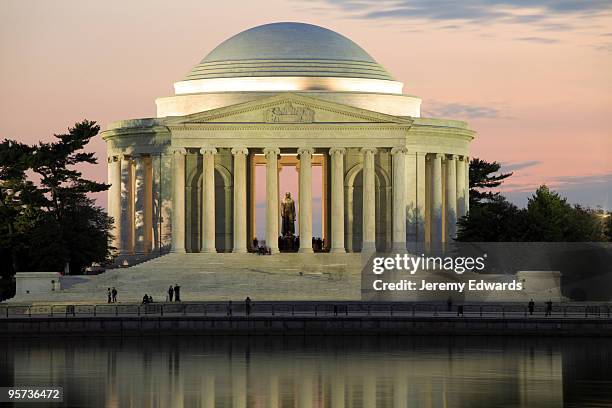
(456, 195, 527, 241)
(0, 140, 44, 276)
(456, 158, 517, 241)
(526, 185, 607, 242)
(457, 184, 610, 242)
(0, 120, 112, 281)
(469, 158, 513, 206)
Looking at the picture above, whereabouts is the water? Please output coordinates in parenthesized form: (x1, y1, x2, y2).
(1, 336, 611, 407)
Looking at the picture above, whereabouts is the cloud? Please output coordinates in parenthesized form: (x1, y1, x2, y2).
(423, 102, 500, 119)
(313, 0, 612, 31)
(502, 160, 541, 172)
(594, 43, 612, 52)
(553, 173, 612, 186)
(515, 36, 560, 44)
(503, 172, 612, 209)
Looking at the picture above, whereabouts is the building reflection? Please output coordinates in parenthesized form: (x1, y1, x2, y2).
(3, 336, 609, 407)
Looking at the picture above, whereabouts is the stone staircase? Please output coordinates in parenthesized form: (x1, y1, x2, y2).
(13, 253, 363, 303)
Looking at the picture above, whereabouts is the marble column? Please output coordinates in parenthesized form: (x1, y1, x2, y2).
(430, 153, 443, 245)
(119, 154, 134, 255)
(151, 154, 162, 252)
(415, 152, 427, 244)
(329, 147, 346, 253)
(345, 185, 354, 252)
(361, 147, 377, 251)
(201, 147, 217, 253)
(456, 155, 467, 218)
(171, 148, 186, 253)
(391, 146, 408, 250)
(264, 147, 280, 253)
(232, 147, 248, 253)
(134, 154, 151, 254)
(108, 156, 121, 251)
(224, 186, 232, 251)
(298, 147, 314, 253)
(445, 154, 458, 240)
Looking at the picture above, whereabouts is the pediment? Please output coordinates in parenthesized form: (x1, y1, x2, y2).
(164, 93, 412, 126)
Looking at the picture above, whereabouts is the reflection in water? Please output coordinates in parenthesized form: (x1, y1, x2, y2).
(1, 336, 611, 407)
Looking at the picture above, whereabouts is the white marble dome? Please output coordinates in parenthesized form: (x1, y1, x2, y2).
(157, 22, 420, 117)
(183, 22, 394, 82)
(173, 22, 404, 95)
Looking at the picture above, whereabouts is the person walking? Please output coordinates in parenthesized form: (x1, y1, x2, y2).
(168, 285, 174, 302)
(245, 296, 252, 316)
(174, 284, 181, 302)
(111, 287, 117, 303)
(545, 299, 553, 317)
(528, 299, 535, 316)
(457, 304, 464, 317)
(107, 288, 111, 304)
(227, 300, 233, 316)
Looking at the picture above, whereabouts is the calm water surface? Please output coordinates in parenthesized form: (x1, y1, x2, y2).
(1, 336, 611, 407)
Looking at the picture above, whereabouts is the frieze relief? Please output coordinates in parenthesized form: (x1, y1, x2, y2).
(264, 102, 314, 123)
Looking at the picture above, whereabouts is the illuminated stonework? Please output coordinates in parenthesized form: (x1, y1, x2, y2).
(102, 22, 475, 259)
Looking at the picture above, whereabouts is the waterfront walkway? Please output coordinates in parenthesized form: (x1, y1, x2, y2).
(1, 301, 611, 337)
(1, 301, 610, 319)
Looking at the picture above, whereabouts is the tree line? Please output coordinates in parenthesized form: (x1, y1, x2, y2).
(457, 158, 612, 242)
(0, 121, 112, 298)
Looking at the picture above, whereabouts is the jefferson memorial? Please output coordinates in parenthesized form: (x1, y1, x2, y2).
(103, 22, 474, 259)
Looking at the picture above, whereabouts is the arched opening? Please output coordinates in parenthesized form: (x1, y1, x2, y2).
(348, 164, 391, 252)
(187, 159, 233, 253)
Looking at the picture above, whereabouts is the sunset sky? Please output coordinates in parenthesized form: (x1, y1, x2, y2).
(1, 0, 611, 220)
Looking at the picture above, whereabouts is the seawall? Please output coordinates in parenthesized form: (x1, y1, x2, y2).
(1, 315, 611, 337)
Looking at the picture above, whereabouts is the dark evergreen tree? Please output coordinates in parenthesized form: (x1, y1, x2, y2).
(0, 121, 112, 286)
(456, 195, 527, 241)
(469, 158, 513, 206)
(526, 186, 607, 242)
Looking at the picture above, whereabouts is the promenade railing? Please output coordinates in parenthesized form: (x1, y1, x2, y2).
(1, 302, 610, 319)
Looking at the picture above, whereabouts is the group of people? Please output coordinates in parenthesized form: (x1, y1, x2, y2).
(142, 284, 181, 304)
(167, 284, 181, 302)
(251, 236, 326, 253)
(311, 237, 325, 252)
(528, 299, 554, 316)
(226, 297, 252, 316)
(106, 287, 117, 303)
(107, 285, 182, 304)
(444, 297, 555, 316)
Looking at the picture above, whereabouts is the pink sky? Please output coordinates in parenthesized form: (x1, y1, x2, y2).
(1, 0, 611, 214)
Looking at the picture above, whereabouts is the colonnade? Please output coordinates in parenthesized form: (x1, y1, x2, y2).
(107, 148, 470, 257)
(425, 153, 469, 244)
(107, 154, 158, 256)
(168, 146, 409, 254)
